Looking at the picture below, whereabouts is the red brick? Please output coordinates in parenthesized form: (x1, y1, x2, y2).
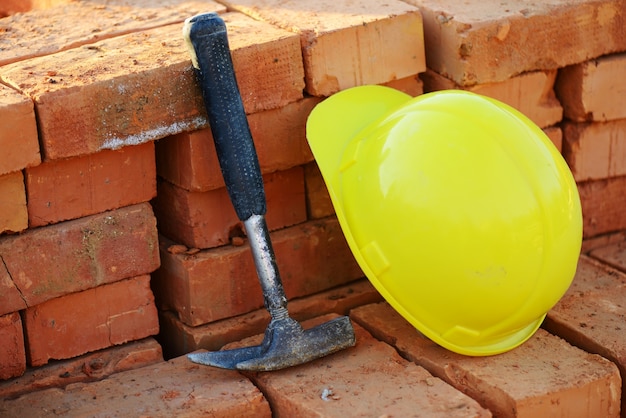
(422, 69, 563, 129)
(590, 238, 626, 273)
(156, 97, 320, 192)
(0, 337, 162, 400)
(0, 202, 160, 314)
(0, 0, 226, 66)
(582, 231, 626, 254)
(225, 0, 426, 96)
(563, 120, 626, 182)
(0, 312, 26, 381)
(406, 0, 626, 86)
(543, 126, 563, 153)
(544, 255, 626, 415)
(578, 175, 626, 238)
(1, 12, 304, 160)
(556, 52, 626, 122)
(153, 166, 307, 249)
(352, 302, 621, 418)
(231, 315, 490, 417)
(0, 171, 28, 235)
(23, 275, 159, 366)
(0, 84, 40, 175)
(304, 161, 334, 219)
(382, 73, 424, 97)
(158, 279, 381, 358)
(0, 352, 271, 417)
(153, 217, 363, 326)
(26, 142, 156, 227)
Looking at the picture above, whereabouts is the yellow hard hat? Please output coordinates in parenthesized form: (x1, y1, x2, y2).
(306, 85, 582, 356)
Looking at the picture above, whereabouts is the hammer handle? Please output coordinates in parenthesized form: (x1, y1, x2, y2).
(184, 13, 266, 221)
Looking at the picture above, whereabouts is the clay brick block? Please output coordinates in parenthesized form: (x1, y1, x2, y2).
(563, 120, 626, 182)
(556, 52, 626, 122)
(153, 166, 307, 249)
(421, 69, 562, 129)
(224, 0, 426, 96)
(1, 12, 304, 160)
(543, 255, 626, 415)
(405, 0, 626, 86)
(382, 73, 424, 97)
(543, 126, 563, 153)
(0, 312, 26, 381)
(352, 302, 621, 418)
(156, 97, 319, 192)
(0, 337, 162, 400)
(582, 230, 626, 254)
(0, 0, 226, 66)
(0, 84, 40, 175)
(0, 171, 28, 235)
(23, 275, 159, 366)
(153, 217, 363, 326)
(0, 352, 271, 417)
(232, 315, 490, 417)
(0, 203, 160, 314)
(158, 279, 381, 358)
(590, 238, 626, 273)
(578, 175, 626, 238)
(304, 162, 334, 220)
(26, 142, 156, 227)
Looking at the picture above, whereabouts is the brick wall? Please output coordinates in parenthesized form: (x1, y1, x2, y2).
(1, 0, 626, 416)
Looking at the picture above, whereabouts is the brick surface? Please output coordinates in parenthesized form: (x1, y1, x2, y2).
(543, 126, 563, 153)
(406, 0, 626, 86)
(590, 238, 626, 274)
(0, 312, 26, 381)
(158, 279, 381, 358)
(381, 73, 425, 97)
(156, 97, 320, 192)
(0, 352, 271, 418)
(0, 338, 162, 399)
(352, 302, 621, 418)
(304, 161, 334, 219)
(0, 171, 28, 235)
(556, 52, 626, 122)
(153, 217, 363, 326)
(224, 0, 426, 96)
(23, 275, 159, 366)
(421, 69, 562, 129)
(26, 142, 156, 227)
(1, 12, 304, 160)
(233, 315, 491, 417)
(0, 84, 40, 175)
(0, 203, 160, 314)
(543, 255, 626, 415)
(578, 175, 626, 238)
(563, 120, 626, 182)
(0, 0, 226, 66)
(153, 166, 307, 249)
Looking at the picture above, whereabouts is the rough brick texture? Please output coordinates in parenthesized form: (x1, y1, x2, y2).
(406, 0, 626, 85)
(156, 97, 319, 192)
(352, 302, 621, 418)
(304, 162, 335, 219)
(544, 255, 626, 415)
(0, 84, 40, 175)
(233, 316, 491, 417)
(590, 238, 626, 273)
(23, 275, 159, 366)
(1, 12, 304, 160)
(0, 171, 28, 235)
(0, 352, 271, 417)
(563, 120, 626, 182)
(0, 203, 160, 314)
(0, 338, 162, 400)
(578, 176, 626, 238)
(26, 142, 156, 227)
(223, 0, 426, 96)
(153, 166, 307, 249)
(421, 69, 563, 129)
(0, 312, 26, 381)
(158, 279, 382, 358)
(556, 52, 626, 122)
(153, 217, 363, 326)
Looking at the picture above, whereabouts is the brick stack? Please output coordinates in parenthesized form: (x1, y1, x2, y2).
(0, 0, 234, 386)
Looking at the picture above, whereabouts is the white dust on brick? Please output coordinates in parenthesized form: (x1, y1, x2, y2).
(99, 116, 206, 151)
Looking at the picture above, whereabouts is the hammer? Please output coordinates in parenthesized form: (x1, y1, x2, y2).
(182, 13, 356, 371)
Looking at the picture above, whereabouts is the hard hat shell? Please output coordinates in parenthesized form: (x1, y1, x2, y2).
(306, 85, 582, 356)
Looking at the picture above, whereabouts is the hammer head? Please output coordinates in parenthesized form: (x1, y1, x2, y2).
(188, 316, 356, 371)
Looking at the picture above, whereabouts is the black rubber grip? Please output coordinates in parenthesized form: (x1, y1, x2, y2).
(185, 13, 266, 220)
